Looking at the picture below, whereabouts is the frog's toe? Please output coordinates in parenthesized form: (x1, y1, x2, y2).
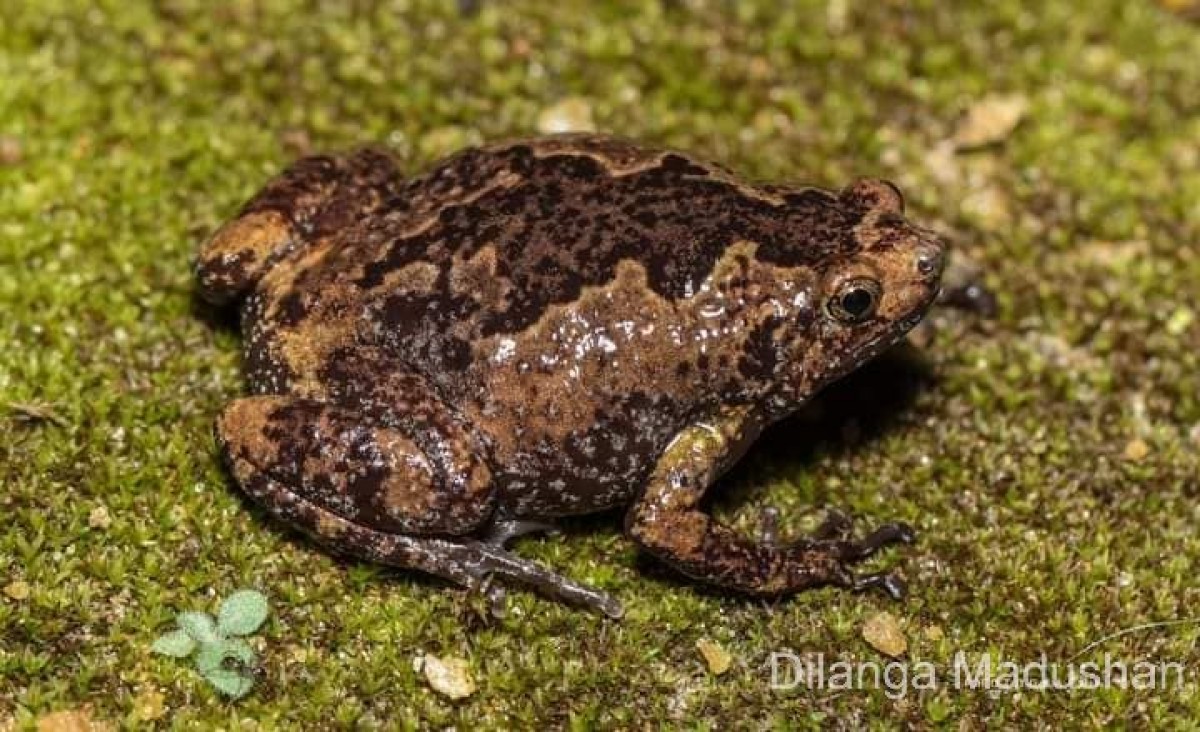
(838, 521, 917, 562)
(466, 572, 510, 619)
(849, 571, 908, 600)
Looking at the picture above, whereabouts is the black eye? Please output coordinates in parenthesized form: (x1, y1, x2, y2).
(828, 278, 882, 323)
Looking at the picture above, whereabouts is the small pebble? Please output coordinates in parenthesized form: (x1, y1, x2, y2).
(862, 612, 908, 658)
(88, 506, 112, 530)
(1165, 307, 1194, 336)
(1123, 438, 1150, 462)
(0, 136, 21, 165)
(420, 654, 476, 699)
(131, 689, 166, 723)
(696, 638, 732, 675)
(35, 707, 111, 732)
(4, 580, 30, 601)
(536, 97, 596, 134)
(280, 129, 313, 156)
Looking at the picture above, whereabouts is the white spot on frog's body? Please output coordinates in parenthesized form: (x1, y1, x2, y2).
(491, 337, 516, 364)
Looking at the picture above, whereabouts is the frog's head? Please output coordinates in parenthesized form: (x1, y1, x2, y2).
(776, 179, 945, 406)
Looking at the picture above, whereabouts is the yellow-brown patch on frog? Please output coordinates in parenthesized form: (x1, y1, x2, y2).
(518, 134, 791, 207)
(375, 259, 441, 297)
(518, 134, 666, 176)
(644, 511, 711, 556)
(374, 429, 439, 518)
(217, 397, 285, 466)
(272, 314, 359, 396)
(449, 244, 513, 312)
(469, 242, 804, 462)
(197, 209, 291, 300)
(254, 246, 361, 395)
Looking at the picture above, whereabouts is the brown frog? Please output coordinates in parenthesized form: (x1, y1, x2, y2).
(196, 134, 945, 618)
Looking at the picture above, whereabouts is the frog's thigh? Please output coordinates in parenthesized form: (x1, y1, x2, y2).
(217, 395, 494, 536)
(626, 409, 902, 597)
(196, 148, 400, 305)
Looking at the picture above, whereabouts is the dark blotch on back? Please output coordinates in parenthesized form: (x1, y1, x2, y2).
(356, 139, 864, 347)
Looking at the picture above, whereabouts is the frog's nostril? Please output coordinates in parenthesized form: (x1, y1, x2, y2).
(915, 247, 944, 279)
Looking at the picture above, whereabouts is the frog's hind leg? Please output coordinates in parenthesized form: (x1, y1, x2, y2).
(196, 148, 401, 306)
(216, 395, 622, 618)
(232, 469, 622, 618)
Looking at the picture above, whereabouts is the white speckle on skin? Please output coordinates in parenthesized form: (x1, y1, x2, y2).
(491, 337, 516, 364)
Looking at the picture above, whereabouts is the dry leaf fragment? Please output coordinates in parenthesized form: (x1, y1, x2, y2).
(863, 612, 908, 658)
(421, 654, 476, 699)
(953, 94, 1028, 149)
(696, 638, 732, 675)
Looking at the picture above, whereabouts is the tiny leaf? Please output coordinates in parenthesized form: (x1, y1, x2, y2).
(203, 668, 255, 699)
(196, 638, 256, 674)
(176, 611, 219, 644)
(217, 589, 269, 636)
(151, 629, 196, 658)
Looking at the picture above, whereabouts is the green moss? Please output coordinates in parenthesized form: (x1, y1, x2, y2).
(2, 1, 1198, 727)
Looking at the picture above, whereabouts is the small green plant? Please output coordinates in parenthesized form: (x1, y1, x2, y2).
(152, 589, 269, 699)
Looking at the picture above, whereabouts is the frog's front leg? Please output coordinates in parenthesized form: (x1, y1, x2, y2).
(626, 406, 914, 599)
(217, 394, 621, 617)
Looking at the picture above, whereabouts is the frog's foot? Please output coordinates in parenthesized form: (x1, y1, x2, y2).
(752, 509, 912, 598)
(755, 522, 915, 601)
(459, 542, 624, 619)
(798, 519, 916, 600)
(749, 511, 912, 598)
(196, 148, 401, 306)
(479, 518, 561, 548)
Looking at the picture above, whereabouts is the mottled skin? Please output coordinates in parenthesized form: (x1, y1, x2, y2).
(197, 134, 945, 618)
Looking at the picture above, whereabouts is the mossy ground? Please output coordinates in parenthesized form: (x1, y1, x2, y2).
(2, 1, 1199, 728)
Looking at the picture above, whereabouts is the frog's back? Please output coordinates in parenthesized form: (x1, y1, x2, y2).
(250, 134, 858, 402)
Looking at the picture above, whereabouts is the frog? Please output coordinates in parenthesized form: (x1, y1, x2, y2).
(196, 133, 945, 619)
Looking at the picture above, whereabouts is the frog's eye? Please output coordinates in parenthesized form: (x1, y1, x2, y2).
(827, 277, 882, 324)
